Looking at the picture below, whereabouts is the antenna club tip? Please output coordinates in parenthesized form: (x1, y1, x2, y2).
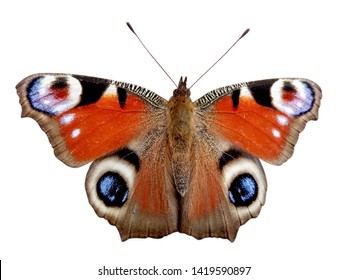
(241, 28, 250, 38)
(126, 22, 135, 33)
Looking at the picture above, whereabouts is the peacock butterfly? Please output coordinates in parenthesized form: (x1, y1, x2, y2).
(16, 26, 321, 242)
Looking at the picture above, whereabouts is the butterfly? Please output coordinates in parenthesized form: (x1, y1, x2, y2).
(16, 72, 321, 242)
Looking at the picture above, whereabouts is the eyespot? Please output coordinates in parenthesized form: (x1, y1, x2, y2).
(228, 174, 258, 206)
(270, 79, 315, 116)
(97, 171, 128, 207)
(27, 75, 82, 115)
(219, 148, 267, 219)
(85, 147, 140, 224)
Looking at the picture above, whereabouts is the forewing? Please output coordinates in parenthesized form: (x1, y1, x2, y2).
(16, 73, 167, 167)
(194, 78, 321, 165)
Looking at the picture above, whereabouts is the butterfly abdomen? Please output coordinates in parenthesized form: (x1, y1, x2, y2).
(166, 93, 196, 196)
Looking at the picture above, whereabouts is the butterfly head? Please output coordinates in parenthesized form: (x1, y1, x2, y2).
(173, 76, 190, 97)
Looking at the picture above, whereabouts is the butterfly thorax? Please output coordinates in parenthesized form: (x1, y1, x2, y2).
(166, 77, 195, 196)
(167, 78, 194, 149)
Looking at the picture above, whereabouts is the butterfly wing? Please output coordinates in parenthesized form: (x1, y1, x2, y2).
(17, 75, 321, 242)
(85, 136, 178, 241)
(17, 73, 167, 167)
(17, 73, 178, 240)
(180, 78, 321, 241)
(180, 137, 267, 241)
(195, 78, 322, 165)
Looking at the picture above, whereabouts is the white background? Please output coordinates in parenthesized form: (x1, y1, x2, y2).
(1, 0, 346, 279)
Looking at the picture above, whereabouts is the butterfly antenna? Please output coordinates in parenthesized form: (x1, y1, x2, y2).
(189, 28, 250, 89)
(127, 22, 177, 87)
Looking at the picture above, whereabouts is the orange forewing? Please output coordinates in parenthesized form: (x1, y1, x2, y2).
(210, 95, 292, 164)
(54, 94, 149, 164)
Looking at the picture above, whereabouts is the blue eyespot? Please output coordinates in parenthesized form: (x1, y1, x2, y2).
(97, 172, 128, 207)
(228, 174, 258, 206)
(27, 75, 81, 115)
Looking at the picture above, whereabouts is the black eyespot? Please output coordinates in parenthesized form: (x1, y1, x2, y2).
(97, 172, 128, 207)
(282, 81, 296, 92)
(228, 174, 258, 206)
(52, 77, 68, 88)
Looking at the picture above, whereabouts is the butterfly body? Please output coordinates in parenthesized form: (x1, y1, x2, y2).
(166, 77, 195, 195)
(17, 73, 321, 242)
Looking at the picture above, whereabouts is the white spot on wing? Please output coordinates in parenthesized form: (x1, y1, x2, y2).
(104, 84, 118, 97)
(272, 129, 281, 138)
(240, 86, 252, 98)
(277, 115, 289, 126)
(60, 113, 75, 125)
(71, 128, 80, 138)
